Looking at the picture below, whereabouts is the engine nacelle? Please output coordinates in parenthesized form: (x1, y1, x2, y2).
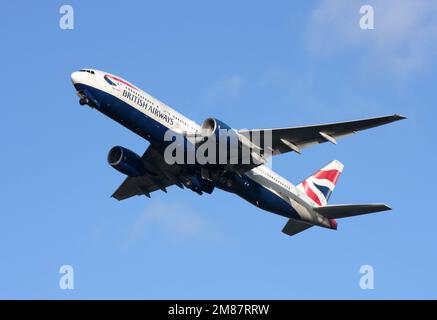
(199, 117, 266, 165)
(108, 146, 145, 177)
(200, 117, 237, 142)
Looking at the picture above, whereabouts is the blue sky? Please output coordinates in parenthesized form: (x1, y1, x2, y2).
(1, 0, 436, 299)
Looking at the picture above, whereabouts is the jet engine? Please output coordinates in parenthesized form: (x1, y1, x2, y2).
(200, 117, 238, 142)
(107, 146, 145, 177)
(198, 117, 265, 165)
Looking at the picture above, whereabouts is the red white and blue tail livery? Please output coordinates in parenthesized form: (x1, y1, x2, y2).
(297, 160, 343, 207)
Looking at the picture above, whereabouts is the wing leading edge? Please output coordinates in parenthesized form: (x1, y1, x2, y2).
(238, 114, 406, 156)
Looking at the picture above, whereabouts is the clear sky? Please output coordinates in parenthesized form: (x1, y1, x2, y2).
(1, 0, 436, 299)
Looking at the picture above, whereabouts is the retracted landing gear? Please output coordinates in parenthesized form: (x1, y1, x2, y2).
(79, 97, 89, 106)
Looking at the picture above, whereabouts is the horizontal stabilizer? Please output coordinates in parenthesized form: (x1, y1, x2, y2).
(314, 204, 391, 219)
(282, 219, 313, 236)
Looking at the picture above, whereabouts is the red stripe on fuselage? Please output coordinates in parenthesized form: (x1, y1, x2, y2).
(313, 169, 341, 185)
(302, 181, 322, 206)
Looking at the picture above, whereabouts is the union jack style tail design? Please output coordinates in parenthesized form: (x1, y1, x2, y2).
(297, 160, 344, 207)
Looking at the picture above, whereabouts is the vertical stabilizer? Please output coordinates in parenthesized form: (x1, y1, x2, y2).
(297, 160, 344, 207)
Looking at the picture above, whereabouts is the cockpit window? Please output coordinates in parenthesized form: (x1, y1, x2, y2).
(79, 69, 95, 74)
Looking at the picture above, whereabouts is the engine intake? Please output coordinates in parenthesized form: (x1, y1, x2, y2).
(200, 117, 233, 141)
(198, 117, 266, 166)
(108, 146, 145, 177)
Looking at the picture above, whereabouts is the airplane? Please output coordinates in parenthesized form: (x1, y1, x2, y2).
(70, 68, 405, 237)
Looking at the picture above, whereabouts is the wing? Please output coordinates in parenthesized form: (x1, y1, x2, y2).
(239, 114, 406, 156)
(111, 145, 185, 200)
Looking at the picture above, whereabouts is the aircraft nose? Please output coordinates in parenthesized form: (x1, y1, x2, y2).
(71, 71, 81, 84)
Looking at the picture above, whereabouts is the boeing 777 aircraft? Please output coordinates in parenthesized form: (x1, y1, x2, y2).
(70, 69, 405, 236)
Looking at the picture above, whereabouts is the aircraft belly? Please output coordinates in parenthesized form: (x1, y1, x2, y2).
(223, 174, 300, 219)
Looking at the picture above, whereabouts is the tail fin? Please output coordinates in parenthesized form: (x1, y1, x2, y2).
(297, 160, 344, 207)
